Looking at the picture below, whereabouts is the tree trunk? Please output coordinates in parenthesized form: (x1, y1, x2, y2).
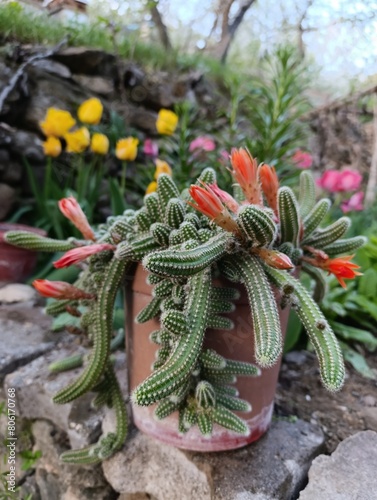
(211, 0, 256, 63)
(149, 1, 172, 51)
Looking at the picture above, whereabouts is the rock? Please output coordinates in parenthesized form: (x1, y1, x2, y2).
(4, 344, 101, 445)
(362, 394, 376, 407)
(1, 159, 22, 183)
(18, 475, 41, 500)
(73, 75, 114, 96)
(0, 283, 36, 304)
(32, 420, 115, 500)
(0, 183, 16, 220)
(0, 148, 10, 173)
(103, 419, 325, 500)
(299, 430, 377, 499)
(53, 48, 117, 78)
(31, 59, 72, 79)
(0, 306, 56, 381)
(360, 407, 377, 432)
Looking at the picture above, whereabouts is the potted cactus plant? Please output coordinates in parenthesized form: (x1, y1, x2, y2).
(4, 148, 365, 463)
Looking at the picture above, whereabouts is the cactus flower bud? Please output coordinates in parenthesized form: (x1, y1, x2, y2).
(230, 148, 261, 205)
(53, 243, 116, 268)
(33, 279, 95, 300)
(188, 184, 241, 235)
(58, 197, 96, 241)
(255, 248, 294, 269)
(258, 164, 279, 215)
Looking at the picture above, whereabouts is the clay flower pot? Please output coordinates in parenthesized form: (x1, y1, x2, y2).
(126, 265, 291, 452)
(0, 223, 47, 283)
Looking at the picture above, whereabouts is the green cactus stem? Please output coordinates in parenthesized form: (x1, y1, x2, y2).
(278, 187, 300, 246)
(298, 171, 316, 218)
(132, 268, 211, 405)
(232, 254, 282, 367)
(4, 231, 76, 252)
(53, 258, 130, 404)
(265, 266, 345, 391)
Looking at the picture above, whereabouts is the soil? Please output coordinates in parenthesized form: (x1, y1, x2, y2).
(276, 350, 377, 452)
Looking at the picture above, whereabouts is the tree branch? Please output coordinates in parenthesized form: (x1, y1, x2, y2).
(148, 0, 172, 51)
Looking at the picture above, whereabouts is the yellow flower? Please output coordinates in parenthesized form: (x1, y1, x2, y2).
(64, 127, 90, 153)
(43, 136, 62, 157)
(40, 108, 76, 137)
(145, 181, 158, 194)
(115, 137, 139, 161)
(154, 159, 172, 179)
(78, 98, 103, 125)
(156, 109, 179, 135)
(90, 133, 109, 155)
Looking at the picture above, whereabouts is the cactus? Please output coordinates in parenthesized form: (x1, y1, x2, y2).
(4, 148, 364, 463)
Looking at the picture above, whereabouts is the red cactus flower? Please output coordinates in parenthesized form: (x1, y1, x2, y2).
(230, 148, 261, 205)
(188, 184, 240, 234)
(258, 163, 279, 215)
(58, 197, 95, 241)
(33, 279, 95, 300)
(53, 243, 116, 268)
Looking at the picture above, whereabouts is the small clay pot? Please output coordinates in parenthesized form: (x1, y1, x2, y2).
(0, 223, 47, 284)
(126, 265, 291, 452)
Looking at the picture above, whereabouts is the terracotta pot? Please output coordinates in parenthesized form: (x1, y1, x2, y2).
(126, 264, 291, 452)
(0, 223, 47, 284)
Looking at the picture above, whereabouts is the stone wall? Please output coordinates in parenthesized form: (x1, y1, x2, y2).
(0, 44, 224, 221)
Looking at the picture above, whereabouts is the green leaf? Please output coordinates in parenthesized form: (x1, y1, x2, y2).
(109, 178, 126, 215)
(283, 310, 302, 353)
(330, 321, 377, 351)
(341, 343, 376, 379)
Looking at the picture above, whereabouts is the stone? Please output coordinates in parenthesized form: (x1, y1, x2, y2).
(73, 75, 114, 96)
(0, 183, 16, 220)
(31, 420, 115, 500)
(360, 407, 377, 432)
(299, 430, 377, 500)
(0, 283, 36, 304)
(32, 59, 72, 79)
(103, 419, 325, 500)
(0, 306, 56, 381)
(53, 48, 117, 77)
(362, 394, 376, 407)
(4, 343, 101, 446)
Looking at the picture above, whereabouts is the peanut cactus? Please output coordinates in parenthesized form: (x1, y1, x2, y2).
(5, 148, 365, 464)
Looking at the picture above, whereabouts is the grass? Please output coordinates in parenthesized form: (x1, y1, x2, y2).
(0, 1, 225, 76)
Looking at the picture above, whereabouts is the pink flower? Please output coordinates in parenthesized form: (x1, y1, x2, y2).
(208, 182, 239, 213)
(292, 150, 313, 169)
(33, 279, 95, 300)
(143, 139, 158, 157)
(341, 191, 364, 213)
(316, 170, 342, 192)
(338, 169, 362, 192)
(53, 244, 116, 268)
(189, 136, 216, 153)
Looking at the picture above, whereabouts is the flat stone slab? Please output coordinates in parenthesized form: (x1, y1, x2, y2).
(0, 305, 57, 381)
(299, 430, 377, 499)
(103, 418, 325, 500)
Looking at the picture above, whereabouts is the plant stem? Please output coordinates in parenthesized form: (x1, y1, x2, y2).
(44, 156, 52, 201)
(120, 160, 127, 196)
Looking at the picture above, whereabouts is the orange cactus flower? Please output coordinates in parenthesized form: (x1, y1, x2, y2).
(90, 133, 109, 155)
(188, 184, 240, 234)
(146, 181, 158, 194)
(43, 136, 62, 157)
(156, 109, 179, 135)
(53, 243, 116, 268)
(319, 255, 362, 288)
(58, 197, 95, 241)
(303, 253, 362, 288)
(40, 108, 76, 137)
(230, 148, 262, 205)
(64, 127, 90, 153)
(208, 182, 239, 214)
(258, 163, 279, 215)
(154, 159, 172, 179)
(33, 279, 95, 300)
(115, 137, 139, 161)
(255, 248, 294, 270)
(78, 97, 103, 125)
